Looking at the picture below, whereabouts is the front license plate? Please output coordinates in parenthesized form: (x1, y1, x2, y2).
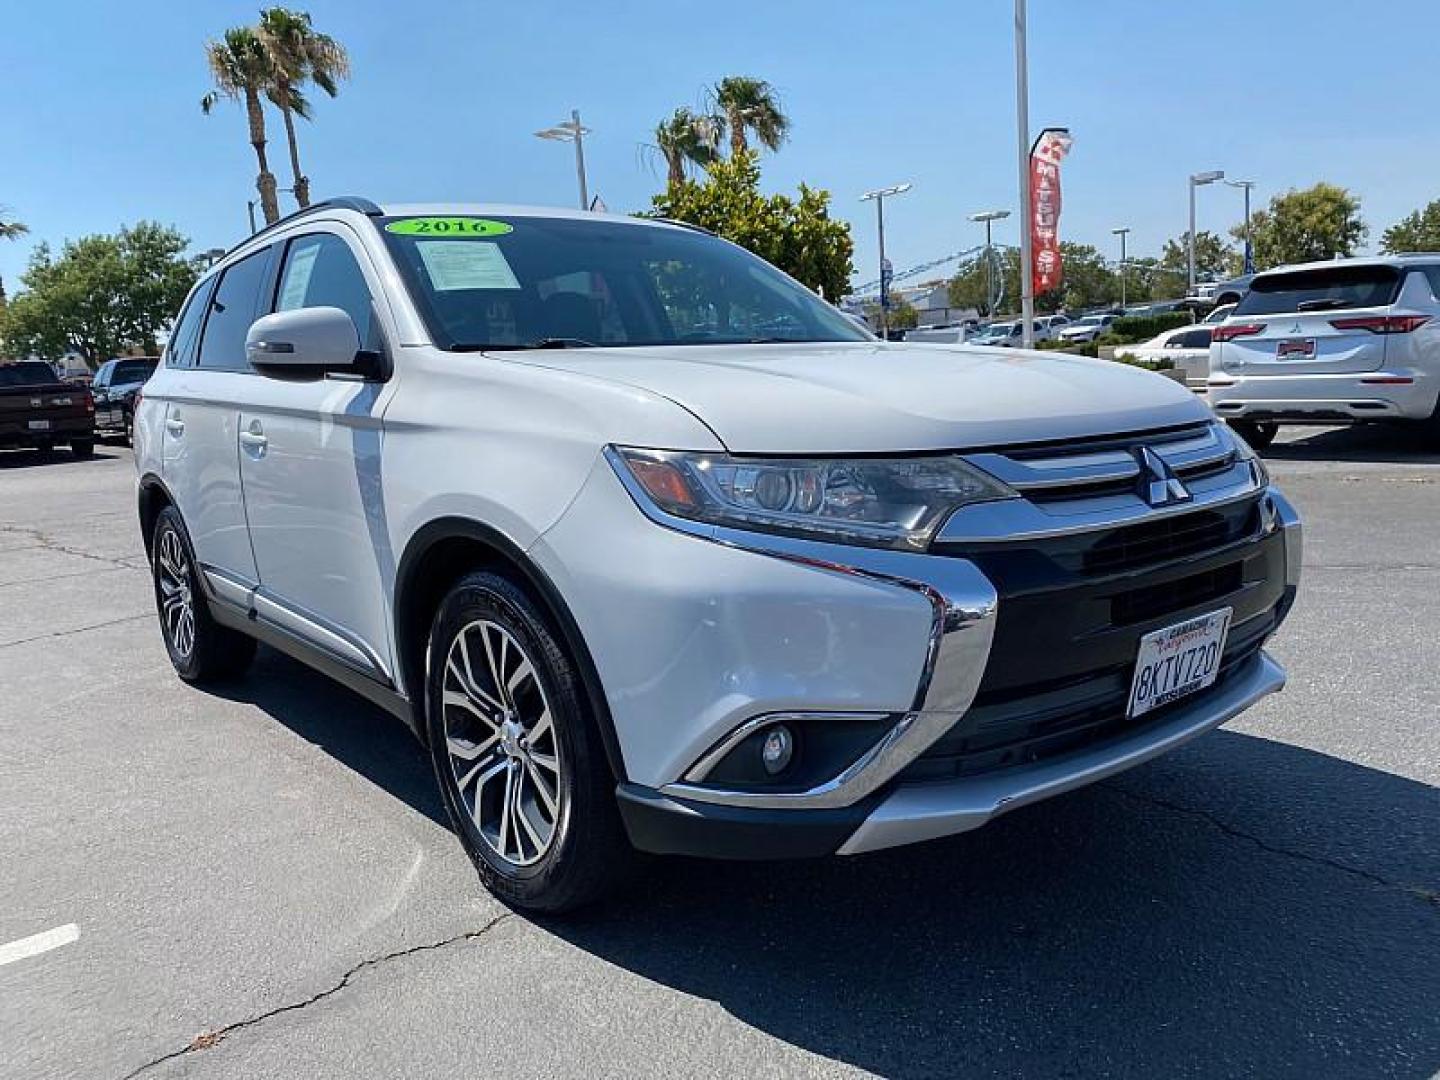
(1127, 608, 1232, 718)
(27, 419, 51, 431)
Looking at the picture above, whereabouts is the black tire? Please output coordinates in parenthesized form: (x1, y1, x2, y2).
(425, 570, 631, 913)
(1227, 419, 1278, 451)
(70, 437, 95, 458)
(151, 505, 257, 683)
(35, 440, 54, 453)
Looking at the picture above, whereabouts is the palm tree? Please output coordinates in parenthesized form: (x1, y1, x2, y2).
(202, 27, 281, 226)
(257, 7, 350, 209)
(653, 108, 722, 189)
(712, 76, 790, 157)
(0, 208, 27, 241)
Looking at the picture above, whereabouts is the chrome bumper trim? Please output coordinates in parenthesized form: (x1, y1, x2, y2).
(837, 651, 1287, 855)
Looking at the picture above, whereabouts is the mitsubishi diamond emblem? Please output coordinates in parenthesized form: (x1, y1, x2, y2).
(1136, 446, 1191, 508)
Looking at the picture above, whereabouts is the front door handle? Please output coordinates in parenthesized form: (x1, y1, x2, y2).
(240, 421, 268, 457)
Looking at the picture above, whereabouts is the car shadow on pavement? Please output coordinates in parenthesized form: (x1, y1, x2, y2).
(203, 646, 1438, 1076)
(208, 645, 448, 828)
(546, 732, 1439, 1078)
(1264, 423, 1440, 465)
(0, 446, 124, 468)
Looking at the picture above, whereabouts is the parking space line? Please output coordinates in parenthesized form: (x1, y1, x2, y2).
(0, 923, 80, 968)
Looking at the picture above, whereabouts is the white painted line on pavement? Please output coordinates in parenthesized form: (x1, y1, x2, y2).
(0, 923, 80, 968)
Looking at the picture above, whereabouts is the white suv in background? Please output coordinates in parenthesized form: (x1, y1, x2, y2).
(1209, 256, 1440, 448)
(136, 198, 1302, 911)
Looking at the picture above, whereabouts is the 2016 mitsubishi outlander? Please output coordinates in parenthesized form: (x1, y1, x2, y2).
(136, 197, 1302, 911)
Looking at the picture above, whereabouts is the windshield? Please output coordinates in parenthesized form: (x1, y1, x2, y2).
(1075, 316, 1104, 327)
(379, 215, 871, 351)
(1235, 265, 1401, 316)
(0, 362, 61, 387)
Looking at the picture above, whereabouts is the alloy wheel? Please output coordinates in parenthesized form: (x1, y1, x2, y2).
(442, 619, 564, 868)
(156, 528, 195, 659)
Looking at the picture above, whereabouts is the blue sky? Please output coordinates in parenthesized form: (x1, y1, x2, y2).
(2, 0, 1437, 295)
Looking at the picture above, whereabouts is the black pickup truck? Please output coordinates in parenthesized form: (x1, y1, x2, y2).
(0, 362, 95, 457)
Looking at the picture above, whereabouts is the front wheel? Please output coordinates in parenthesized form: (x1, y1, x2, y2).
(425, 571, 631, 913)
(1227, 419, 1278, 451)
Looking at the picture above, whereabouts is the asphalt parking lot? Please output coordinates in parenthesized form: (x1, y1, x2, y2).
(1, 427, 1437, 1080)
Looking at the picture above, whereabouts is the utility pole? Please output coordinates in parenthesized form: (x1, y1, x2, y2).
(860, 183, 912, 338)
(536, 111, 591, 210)
(1227, 179, 1256, 274)
(970, 209, 1010, 316)
(1188, 170, 1224, 293)
(1111, 226, 1130, 310)
(1014, 0, 1034, 348)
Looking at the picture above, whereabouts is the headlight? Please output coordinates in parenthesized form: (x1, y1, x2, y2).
(609, 446, 1015, 550)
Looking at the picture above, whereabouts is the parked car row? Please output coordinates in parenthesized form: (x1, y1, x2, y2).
(0, 361, 96, 456)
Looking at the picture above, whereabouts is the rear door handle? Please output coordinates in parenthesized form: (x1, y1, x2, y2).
(165, 418, 185, 437)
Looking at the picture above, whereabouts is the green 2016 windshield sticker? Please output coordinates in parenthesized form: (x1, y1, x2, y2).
(385, 217, 513, 237)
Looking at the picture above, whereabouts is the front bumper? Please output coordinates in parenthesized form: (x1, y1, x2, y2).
(1208, 368, 1440, 422)
(538, 444, 1300, 860)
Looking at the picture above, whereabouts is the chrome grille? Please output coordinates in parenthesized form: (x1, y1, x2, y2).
(939, 422, 1262, 546)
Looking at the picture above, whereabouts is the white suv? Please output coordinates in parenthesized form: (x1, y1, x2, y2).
(1209, 256, 1440, 448)
(136, 198, 1302, 911)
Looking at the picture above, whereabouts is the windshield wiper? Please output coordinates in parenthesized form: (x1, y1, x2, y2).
(450, 338, 597, 352)
(1295, 297, 1351, 311)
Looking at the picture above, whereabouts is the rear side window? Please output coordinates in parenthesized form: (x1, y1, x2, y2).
(166, 279, 214, 368)
(1178, 328, 1212, 349)
(112, 359, 157, 384)
(198, 248, 273, 372)
(1418, 266, 1440, 302)
(275, 233, 380, 351)
(1235, 265, 1401, 316)
(0, 362, 60, 387)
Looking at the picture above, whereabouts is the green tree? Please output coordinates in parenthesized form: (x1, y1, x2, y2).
(650, 151, 853, 301)
(863, 292, 917, 331)
(257, 7, 350, 210)
(0, 205, 27, 241)
(1232, 183, 1366, 269)
(712, 76, 790, 157)
(1158, 229, 1236, 284)
(1380, 199, 1440, 253)
(202, 27, 281, 226)
(948, 248, 1021, 316)
(1054, 242, 1118, 311)
(0, 223, 197, 366)
(653, 107, 722, 191)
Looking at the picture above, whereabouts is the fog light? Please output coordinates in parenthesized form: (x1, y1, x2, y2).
(760, 725, 794, 775)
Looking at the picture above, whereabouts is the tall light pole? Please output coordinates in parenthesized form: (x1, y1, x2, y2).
(860, 182, 912, 338)
(1111, 226, 1130, 310)
(1014, 0, 1035, 348)
(970, 209, 1010, 316)
(1188, 170, 1224, 292)
(536, 110, 591, 210)
(1226, 178, 1256, 274)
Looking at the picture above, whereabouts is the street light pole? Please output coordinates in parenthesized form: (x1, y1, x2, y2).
(860, 183, 912, 339)
(970, 209, 1011, 317)
(1014, 0, 1035, 348)
(1111, 227, 1130, 310)
(1226, 179, 1256, 274)
(535, 111, 592, 210)
(1188, 170, 1224, 293)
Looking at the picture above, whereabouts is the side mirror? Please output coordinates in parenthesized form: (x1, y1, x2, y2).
(246, 306, 376, 378)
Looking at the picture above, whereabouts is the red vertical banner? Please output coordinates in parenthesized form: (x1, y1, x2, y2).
(1030, 129, 1073, 298)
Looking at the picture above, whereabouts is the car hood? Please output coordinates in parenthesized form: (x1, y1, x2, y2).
(506, 341, 1209, 454)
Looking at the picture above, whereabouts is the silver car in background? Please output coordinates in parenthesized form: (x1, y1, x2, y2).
(1208, 257, 1440, 448)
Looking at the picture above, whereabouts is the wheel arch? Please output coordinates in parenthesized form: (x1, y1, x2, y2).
(137, 472, 175, 561)
(393, 517, 628, 782)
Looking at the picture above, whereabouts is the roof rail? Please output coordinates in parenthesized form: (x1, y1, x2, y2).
(653, 217, 716, 237)
(225, 195, 383, 256)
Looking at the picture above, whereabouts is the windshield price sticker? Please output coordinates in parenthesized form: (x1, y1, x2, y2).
(385, 217, 513, 237)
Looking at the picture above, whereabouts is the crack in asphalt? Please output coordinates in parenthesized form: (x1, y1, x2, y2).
(1106, 784, 1439, 909)
(118, 912, 515, 1078)
(0, 612, 153, 650)
(0, 524, 146, 573)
